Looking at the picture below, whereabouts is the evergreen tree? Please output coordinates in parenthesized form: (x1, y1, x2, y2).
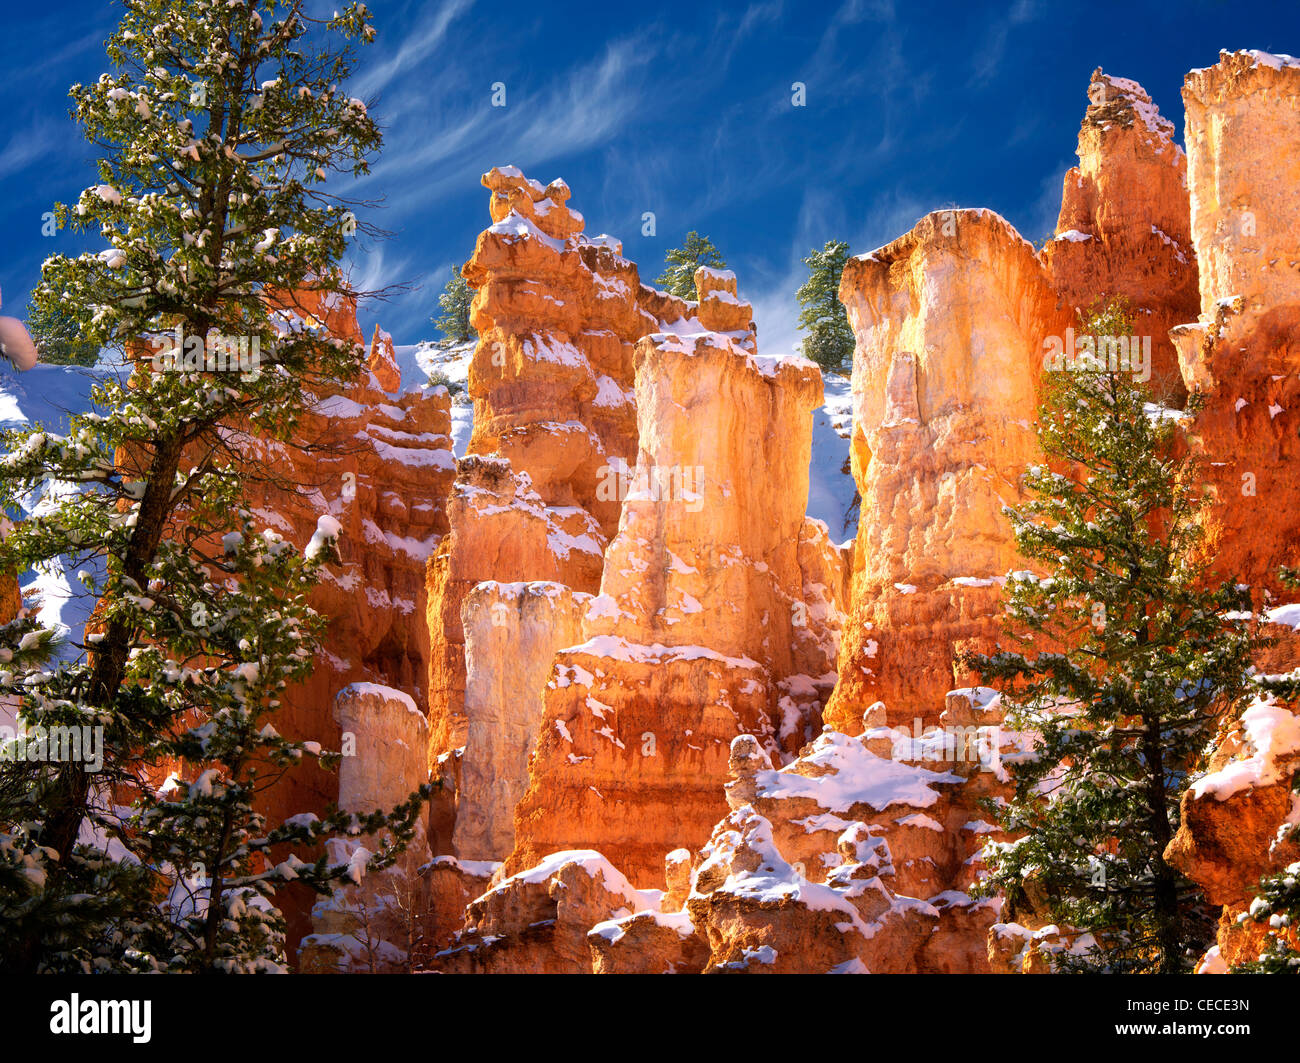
(0, 0, 428, 973)
(796, 239, 854, 371)
(969, 299, 1256, 974)
(654, 231, 725, 300)
(432, 264, 472, 343)
(25, 301, 102, 366)
(1232, 569, 1300, 973)
(1232, 827, 1300, 973)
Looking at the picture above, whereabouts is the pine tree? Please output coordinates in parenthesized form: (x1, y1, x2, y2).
(0, 0, 428, 973)
(654, 231, 725, 300)
(796, 239, 854, 371)
(1232, 829, 1300, 973)
(432, 264, 472, 343)
(25, 301, 102, 366)
(1232, 568, 1300, 973)
(969, 299, 1257, 974)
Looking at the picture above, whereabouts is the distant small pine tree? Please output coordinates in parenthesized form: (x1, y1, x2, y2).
(654, 232, 725, 300)
(796, 240, 854, 371)
(433, 265, 472, 343)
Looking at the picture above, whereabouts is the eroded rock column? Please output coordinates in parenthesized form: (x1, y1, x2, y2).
(826, 209, 1068, 729)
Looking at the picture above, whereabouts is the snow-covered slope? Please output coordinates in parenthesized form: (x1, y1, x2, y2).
(806, 370, 857, 541)
(392, 339, 474, 456)
(0, 362, 115, 434)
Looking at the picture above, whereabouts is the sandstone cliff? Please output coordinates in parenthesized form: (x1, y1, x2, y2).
(1041, 69, 1199, 402)
(825, 209, 1067, 730)
(232, 288, 455, 948)
(359, 54, 1300, 974)
(504, 283, 840, 886)
(424, 167, 700, 772)
(1172, 51, 1300, 594)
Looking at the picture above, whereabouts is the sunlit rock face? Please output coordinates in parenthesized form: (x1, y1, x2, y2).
(1165, 672, 1300, 970)
(423, 455, 602, 774)
(341, 48, 1300, 972)
(224, 290, 454, 951)
(245, 294, 452, 792)
(432, 686, 1017, 975)
(1171, 51, 1300, 594)
(1040, 69, 1199, 402)
(504, 302, 837, 888)
(825, 209, 1068, 730)
(425, 167, 698, 775)
(452, 580, 590, 862)
(298, 683, 432, 974)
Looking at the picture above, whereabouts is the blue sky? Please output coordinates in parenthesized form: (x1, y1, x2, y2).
(2, 0, 1298, 354)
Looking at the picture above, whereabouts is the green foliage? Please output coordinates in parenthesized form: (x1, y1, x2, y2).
(654, 231, 725, 300)
(0, 0, 429, 974)
(796, 239, 854, 371)
(433, 264, 472, 342)
(25, 302, 101, 366)
(1231, 809, 1300, 973)
(968, 299, 1257, 974)
(1235, 581, 1300, 973)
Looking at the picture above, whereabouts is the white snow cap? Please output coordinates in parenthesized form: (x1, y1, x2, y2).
(305, 513, 343, 559)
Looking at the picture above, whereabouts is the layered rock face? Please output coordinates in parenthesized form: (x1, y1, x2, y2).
(505, 297, 840, 887)
(463, 167, 641, 533)
(1165, 685, 1300, 971)
(1041, 70, 1199, 401)
(435, 685, 1017, 974)
(825, 209, 1068, 730)
(1172, 52, 1300, 593)
(244, 294, 454, 840)
(425, 167, 700, 772)
(414, 53, 1300, 972)
(421, 170, 835, 882)
(299, 684, 433, 974)
(423, 455, 603, 772)
(438, 851, 664, 974)
(682, 686, 1018, 973)
(452, 580, 590, 861)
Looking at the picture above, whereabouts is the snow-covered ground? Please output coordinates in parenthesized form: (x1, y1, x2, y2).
(0, 361, 115, 435)
(392, 339, 474, 456)
(807, 370, 857, 542)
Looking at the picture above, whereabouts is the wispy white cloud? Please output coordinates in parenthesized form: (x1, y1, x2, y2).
(968, 0, 1040, 87)
(715, 0, 784, 70)
(9, 26, 110, 86)
(364, 33, 666, 215)
(0, 124, 66, 181)
(351, 0, 476, 100)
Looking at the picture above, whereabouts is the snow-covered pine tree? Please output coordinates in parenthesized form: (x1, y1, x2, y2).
(969, 299, 1257, 974)
(795, 239, 854, 371)
(0, 0, 428, 973)
(24, 301, 102, 366)
(653, 231, 725, 300)
(1232, 568, 1300, 973)
(432, 263, 472, 343)
(1232, 826, 1300, 972)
